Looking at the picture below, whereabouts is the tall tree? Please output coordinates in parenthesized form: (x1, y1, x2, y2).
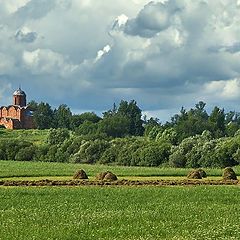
(172, 102, 209, 141)
(54, 104, 72, 129)
(118, 100, 144, 136)
(208, 106, 225, 137)
(33, 102, 54, 129)
(98, 114, 131, 138)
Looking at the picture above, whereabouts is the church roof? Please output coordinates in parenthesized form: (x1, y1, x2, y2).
(0, 105, 29, 110)
(13, 88, 26, 96)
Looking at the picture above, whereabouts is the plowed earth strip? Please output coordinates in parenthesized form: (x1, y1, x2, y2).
(0, 179, 239, 187)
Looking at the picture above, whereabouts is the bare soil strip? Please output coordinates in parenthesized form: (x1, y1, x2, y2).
(0, 179, 239, 187)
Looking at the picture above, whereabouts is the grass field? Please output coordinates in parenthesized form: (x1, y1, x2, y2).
(1, 160, 240, 180)
(0, 186, 239, 240)
(0, 129, 49, 144)
(0, 161, 239, 239)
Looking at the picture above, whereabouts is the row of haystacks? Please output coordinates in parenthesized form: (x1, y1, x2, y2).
(73, 167, 238, 182)
(73, 169, 118, 181)
(187, 167, 238, 180)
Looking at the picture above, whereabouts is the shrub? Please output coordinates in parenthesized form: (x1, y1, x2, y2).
(138, 142, 171, 167)
(169, 150, 186, 168)
(47, 128, 70, 145)
(15, 146, 36, 161)
(99, 147, 117, 164)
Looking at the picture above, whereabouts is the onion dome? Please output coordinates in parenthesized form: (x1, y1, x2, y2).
(13, 88, 26, 96)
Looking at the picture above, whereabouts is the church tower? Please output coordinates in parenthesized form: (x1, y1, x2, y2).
(13, 88, 27, 107)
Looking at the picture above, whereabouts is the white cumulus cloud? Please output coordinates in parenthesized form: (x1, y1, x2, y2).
(204, 78, 240, 100)
(23, 49, 77, 76)
(95, 45, 111, 62)
(1, 0, 240, 119)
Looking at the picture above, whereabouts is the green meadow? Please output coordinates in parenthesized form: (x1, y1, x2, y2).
(0, 186, 239, 240)
(0, 149, 239, 239)
(0, 160, 240, 180)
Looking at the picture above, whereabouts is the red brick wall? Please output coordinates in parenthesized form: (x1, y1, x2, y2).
(0, 106, 34, 129)
(0, 118, 14, 129)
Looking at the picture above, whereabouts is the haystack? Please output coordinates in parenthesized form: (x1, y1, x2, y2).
(104, 172, 118, 181)
(96, 171, 118, 181)
(222, 167, 237, 180)
(73, 169, 88, 179)
(197, 169, 207, 178)
(96, 171, 108, 180)
(187, 170, 202, 179)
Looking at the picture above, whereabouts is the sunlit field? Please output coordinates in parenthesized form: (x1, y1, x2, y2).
(0, 161, 240, 180)
(1, 160, 240, 180)
(0, 186, 239, 240)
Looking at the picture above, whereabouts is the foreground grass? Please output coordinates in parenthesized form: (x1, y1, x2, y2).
(0, 160, 240, 179)
(0, 186, 239, 240)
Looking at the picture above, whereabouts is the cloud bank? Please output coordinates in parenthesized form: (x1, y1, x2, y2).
(0, 0, 240, 121)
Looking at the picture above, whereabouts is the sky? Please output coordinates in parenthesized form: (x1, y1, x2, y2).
(0, 0, 240, 122)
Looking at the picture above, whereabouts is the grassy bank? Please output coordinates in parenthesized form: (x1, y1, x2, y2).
(0, 186, 239, 240)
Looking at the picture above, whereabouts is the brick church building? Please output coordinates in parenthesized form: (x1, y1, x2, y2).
(0, 88, 34, 129)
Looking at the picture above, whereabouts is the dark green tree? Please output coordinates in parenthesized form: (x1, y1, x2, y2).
(76, 121, 99, 136)
(98, 114, 131, 138)
(118, 100, 144, 136)
(208, 106, 225, 138)
(33, 102, 54, 129)
(172, 102, 209, 141)
(78, 112, 101, 123)
(54, 104, 72, 129)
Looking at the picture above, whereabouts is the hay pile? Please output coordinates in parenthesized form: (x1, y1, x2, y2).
(222, 167, 237, 180)
(73, 169, 88, 179)
(187, 170, 202, 179)
(96, 171, 118, 181)
(197, 169, 207, 178)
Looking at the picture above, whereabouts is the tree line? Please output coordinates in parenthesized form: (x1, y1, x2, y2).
(1, 100, 240, 168)
(29, 100, 240, 140)
(28, 100, 144, 137)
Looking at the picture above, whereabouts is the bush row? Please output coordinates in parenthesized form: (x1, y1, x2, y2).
(1, 129, 240, 168)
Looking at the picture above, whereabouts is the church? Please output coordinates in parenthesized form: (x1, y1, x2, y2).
(0, 88, 34, 129)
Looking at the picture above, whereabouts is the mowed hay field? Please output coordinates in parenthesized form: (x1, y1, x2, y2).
(1, 160, 240, 180)
(0, 161, 240, 239)
(0, 186, 239, 240)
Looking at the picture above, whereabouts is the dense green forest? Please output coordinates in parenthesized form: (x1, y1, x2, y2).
(1, 100, 240, 168)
